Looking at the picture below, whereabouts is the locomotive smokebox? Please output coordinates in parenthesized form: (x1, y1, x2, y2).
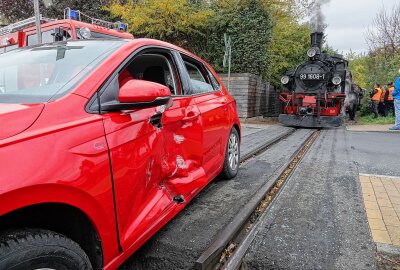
(311, 32, 323, 50)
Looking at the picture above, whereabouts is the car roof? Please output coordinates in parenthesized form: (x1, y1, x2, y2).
(123, 38, 207, 64)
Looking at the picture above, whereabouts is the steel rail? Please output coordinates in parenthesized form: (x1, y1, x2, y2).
(196, 130, 320, 270)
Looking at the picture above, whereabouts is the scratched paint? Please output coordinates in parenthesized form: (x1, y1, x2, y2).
(146, 158, 154, 188)
(176, 155, 188, 169)
(173, 134, 185, 144)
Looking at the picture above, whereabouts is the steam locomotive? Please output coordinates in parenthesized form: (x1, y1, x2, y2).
(279, 32, 351, 128)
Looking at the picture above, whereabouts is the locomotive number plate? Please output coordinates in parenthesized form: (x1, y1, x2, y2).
(299, 73, 326, 80)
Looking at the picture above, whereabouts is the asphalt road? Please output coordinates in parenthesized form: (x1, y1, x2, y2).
(241, 128, 377, 270)
(349, 131, 400, 177)
(119, 127, 311, 269)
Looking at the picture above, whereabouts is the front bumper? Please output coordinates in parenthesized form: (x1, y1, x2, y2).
(278, 114, 343, 128)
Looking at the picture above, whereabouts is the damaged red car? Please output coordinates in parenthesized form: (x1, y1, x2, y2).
(0, 39, 240, 270)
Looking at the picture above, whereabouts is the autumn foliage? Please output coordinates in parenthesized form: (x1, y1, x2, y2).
(1, 0, 313, 86)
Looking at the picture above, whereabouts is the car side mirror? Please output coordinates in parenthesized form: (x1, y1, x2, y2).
(100, 80, 172, 112)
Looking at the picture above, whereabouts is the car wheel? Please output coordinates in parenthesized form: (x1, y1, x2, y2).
(220, 128, 240, 179)
(0, 229, 92, 270)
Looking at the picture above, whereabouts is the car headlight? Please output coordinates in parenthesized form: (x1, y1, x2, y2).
(79, 27, 91, 39)
(307, 47, 317, 58)
(332, 76, 342, 85)
(281, 75, 290, 85)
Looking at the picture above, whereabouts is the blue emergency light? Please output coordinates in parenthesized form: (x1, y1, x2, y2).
(66, 9, 79, 20)
(118, 23, 127, 32)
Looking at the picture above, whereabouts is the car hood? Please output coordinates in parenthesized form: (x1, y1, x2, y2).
(0, 103, 44, 140)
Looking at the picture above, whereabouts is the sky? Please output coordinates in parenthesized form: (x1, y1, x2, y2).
(322, 0, 399, 55)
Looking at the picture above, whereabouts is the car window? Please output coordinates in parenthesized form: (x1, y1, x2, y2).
(182, 59, 213, 95)
(121, 53, 179, 95)
(206, 67, 221, 91)
(92, 50, 180, 112)
(0, 40, 125, 104)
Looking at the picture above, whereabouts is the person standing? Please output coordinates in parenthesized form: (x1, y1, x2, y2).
(370, 83, 382, 118)
(389, 70, 400, 130)
(379, 85, 387, 116)
(386, 82, 395, 117)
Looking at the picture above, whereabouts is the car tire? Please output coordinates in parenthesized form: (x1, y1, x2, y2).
(0, 229, 93, 270)
(219, 128, 240, 179)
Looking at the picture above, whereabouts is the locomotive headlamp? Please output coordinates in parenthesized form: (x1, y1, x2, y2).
(307, 47, 317, 58)
(332, 76, 342, 85)
(281, 75, 290, 85)
(79, 27, 91, 39)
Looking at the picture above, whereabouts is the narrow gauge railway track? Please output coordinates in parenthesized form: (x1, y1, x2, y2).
(239, 127, 296, 162)
(120, 128, 316, 270)
(196, 130, 320, 270)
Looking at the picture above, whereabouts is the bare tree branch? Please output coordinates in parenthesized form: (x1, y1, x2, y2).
(365, 3, 400, 54)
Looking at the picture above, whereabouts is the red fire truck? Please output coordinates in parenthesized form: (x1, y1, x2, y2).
(0, 8, 133, 54)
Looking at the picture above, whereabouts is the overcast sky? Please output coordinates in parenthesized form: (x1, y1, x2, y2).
(322, 0, 398, 55)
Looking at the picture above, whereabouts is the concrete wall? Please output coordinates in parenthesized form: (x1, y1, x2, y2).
(218, 73, 280, 118)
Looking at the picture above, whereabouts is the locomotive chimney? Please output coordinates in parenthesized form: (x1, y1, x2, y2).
(310, 32, 323, 50)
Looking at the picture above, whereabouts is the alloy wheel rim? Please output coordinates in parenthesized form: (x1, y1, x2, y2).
(228, 133, 239, 171)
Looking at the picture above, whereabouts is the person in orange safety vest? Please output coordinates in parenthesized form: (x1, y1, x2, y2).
(378, 86, 387, 116)
(370, 83, 382, 118)
(386, 82, 395, 117)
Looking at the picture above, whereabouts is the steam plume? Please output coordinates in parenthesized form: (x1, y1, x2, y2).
(311, 0, 330, 32)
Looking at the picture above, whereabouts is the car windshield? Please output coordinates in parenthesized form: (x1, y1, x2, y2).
(0, 40, 125, 104)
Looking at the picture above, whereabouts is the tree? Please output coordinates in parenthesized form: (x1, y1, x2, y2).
(365, 3, 400, 55)
(0, 0, 36, 23)
(109, 0, 273, 77)
(207, 0, 272, 75)
(0, 0, 113, 23)
(265, 16, 310, 85)
(107, 0, 212, 47)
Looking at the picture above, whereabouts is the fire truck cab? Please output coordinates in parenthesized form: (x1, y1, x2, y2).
(0, 8, 133, 54)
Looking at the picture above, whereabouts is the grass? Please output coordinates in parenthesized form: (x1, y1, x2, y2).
(359, 115, 396, 125)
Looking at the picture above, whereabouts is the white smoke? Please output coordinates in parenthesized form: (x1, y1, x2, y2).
(310, 0, 330, 32)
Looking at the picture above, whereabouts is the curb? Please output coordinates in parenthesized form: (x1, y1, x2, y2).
(377, 243, 400, 256)
(346, 129, 400, 134)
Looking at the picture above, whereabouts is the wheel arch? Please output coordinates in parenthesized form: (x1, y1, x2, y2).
(0, 184, 119, 270)
(232, 123, 241, 142)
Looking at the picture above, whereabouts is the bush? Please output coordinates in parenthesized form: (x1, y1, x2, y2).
(360, 93, 372, 116)
(199, 0, 273, 76)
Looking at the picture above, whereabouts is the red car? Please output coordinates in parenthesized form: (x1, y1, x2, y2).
(0, 39, 240, 270)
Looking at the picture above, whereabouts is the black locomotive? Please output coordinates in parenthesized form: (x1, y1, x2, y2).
(279, 32, 352, 128)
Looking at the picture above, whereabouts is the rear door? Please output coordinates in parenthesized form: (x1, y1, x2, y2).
(179, 54, 230, 178)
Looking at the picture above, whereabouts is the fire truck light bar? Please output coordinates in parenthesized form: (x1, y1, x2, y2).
(66, 9, 79, 21)
(118, 23, 127, 32)
(63, 7, 128, 32)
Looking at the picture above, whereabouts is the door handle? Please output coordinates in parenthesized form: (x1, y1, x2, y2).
(182, 111, 199, 122)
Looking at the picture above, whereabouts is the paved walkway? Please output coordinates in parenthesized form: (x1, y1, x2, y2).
(360, 174, 400, 246)
(347, 124, 396, 132)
